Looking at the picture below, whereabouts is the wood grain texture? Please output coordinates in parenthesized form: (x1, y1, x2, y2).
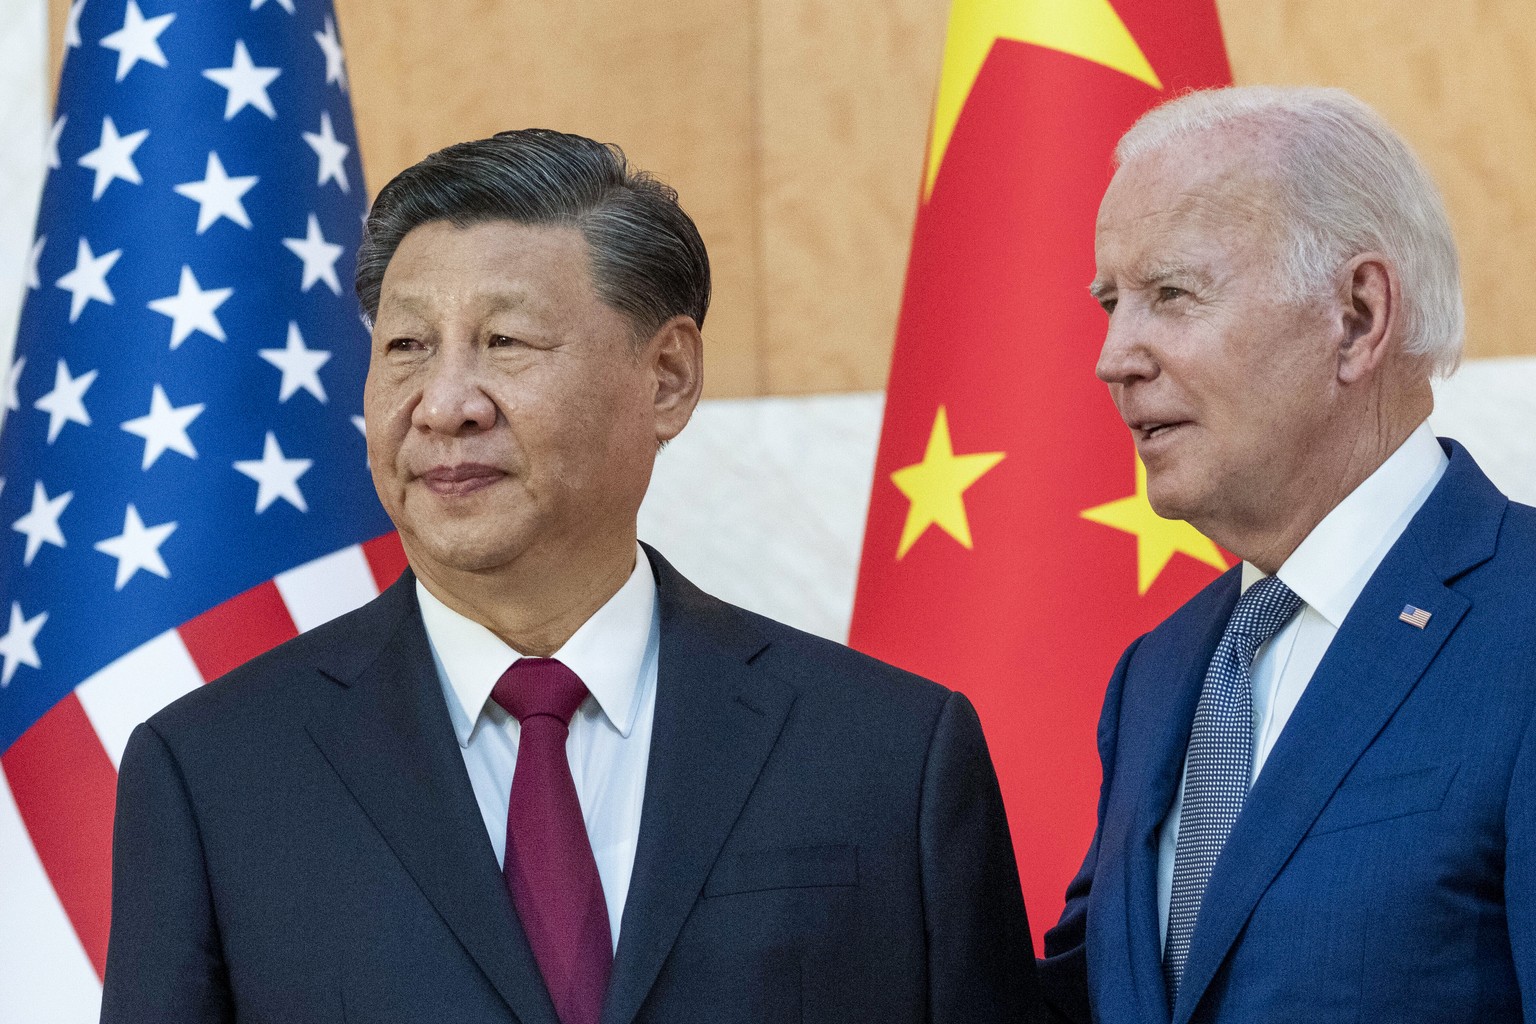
(755, 0, 946, 394)
(48, 0, 1536, 394)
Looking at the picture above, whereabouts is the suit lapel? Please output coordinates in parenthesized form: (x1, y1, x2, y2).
(1124, 572, 1238, 1024)
(305, 573, 559, 1024)
(1171, 442, 1504, 1024)
(600, 547, 795, 1024)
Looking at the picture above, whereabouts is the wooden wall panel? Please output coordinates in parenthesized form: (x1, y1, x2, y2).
(49, 0, 1536, 395)
(755, 0, 945, 394)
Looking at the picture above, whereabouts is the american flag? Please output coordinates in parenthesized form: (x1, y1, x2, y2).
(0, 1, 402, 1015)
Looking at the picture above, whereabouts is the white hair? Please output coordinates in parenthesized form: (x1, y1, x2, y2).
(1116, 85, 1464, 377)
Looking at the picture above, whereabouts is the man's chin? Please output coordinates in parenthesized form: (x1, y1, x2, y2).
(400, 529, 533, 581)
(1143, 476, 1204, 527)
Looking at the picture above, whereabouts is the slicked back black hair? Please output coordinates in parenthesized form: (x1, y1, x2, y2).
(356, 129, 710, 340)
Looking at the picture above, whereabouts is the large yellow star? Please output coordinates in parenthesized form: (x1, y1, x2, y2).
(925, 0, 1162, 199)
(1080, 456, 1229, 594)
(892, 406, 1006, 559)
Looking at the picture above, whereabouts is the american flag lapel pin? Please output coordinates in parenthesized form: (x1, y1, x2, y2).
(1399, 605, 1432, 629)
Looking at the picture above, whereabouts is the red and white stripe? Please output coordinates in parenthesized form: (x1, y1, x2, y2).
(0, 533, 407, 1020)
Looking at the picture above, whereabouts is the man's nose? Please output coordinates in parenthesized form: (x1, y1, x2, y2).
(414, 346, 497, 434)
(1094, 309, 1158, 386)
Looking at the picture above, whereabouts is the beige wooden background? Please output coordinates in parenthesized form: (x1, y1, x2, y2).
(51, 1, 1536, 398)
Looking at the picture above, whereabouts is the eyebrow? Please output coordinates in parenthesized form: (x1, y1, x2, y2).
(1142, 263, 1201, 286)
(378, 289, 534, 319)
(1088, 262, 1209, 302)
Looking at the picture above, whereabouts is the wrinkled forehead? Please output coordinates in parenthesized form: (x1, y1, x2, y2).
(1108, 131, 1283, 221)
(1095, 135, 1290, 271)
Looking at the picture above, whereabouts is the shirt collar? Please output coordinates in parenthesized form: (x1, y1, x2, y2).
(1241, 421, 1447, 627)
(416, 544, 659, 746)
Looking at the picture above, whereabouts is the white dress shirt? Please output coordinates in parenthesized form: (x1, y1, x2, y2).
(1156, 422, 1448, 948)
(416, 545, 660, 951)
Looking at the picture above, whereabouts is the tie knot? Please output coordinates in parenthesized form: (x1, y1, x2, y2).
(1229, 575, 1302, 647)
(491, 658, 589, 725)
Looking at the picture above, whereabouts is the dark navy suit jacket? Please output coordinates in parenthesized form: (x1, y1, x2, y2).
(100, 546, 1039, 1023)
(1040, 441, 1536, 1023)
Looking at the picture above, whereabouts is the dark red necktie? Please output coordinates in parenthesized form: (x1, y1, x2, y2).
(491, 658, 612, 1024)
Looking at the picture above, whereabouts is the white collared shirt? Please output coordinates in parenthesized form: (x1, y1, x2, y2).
(1156, 422, 1448, 948)
(416, 544, 660, 951)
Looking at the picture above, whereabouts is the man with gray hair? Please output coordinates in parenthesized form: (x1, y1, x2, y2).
(101, 130, 1040, 1023)
(1038, 86, 1536, 1022)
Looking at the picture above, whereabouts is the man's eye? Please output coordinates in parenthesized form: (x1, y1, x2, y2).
(1158, 286, 1186, 302)
(1099, 298, 1117, 315)
(386, 336, 422, 352)
(488, 334, 520, 347)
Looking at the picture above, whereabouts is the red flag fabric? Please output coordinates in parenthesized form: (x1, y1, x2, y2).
(849, 0, 1232, 949)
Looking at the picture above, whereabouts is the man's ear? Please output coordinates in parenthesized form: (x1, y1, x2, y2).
(1336, 253, 1398, 385)
(647, 314, 704, 444)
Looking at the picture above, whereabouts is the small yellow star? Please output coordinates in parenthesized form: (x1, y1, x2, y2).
(891, 406, 1006, 559)
(1081, 456, 1229, 594)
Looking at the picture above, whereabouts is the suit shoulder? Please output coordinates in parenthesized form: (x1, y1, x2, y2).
(1473, 497, 1536, 626)
(724, 600, 955, 718)
(743, 603, 946, 688)
(1498, 496, 1536, 552)
(146, 576, 414, 740)
(647, 543, 948, 698)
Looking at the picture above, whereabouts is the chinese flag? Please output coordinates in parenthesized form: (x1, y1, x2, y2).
(848, 0, 1232, 948)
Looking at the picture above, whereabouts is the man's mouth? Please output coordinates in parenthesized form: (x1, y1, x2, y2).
(1131, 420, 1188, 442)
(420, 463, 503, 496)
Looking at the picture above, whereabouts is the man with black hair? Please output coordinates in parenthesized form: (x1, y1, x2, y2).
(102, 130, 1040, 1024)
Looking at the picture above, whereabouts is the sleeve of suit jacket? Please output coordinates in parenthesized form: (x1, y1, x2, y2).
(100, 721, 235, 1023)
(918, 688, 1043, 1022)
(1035, 637, 1141, 1024)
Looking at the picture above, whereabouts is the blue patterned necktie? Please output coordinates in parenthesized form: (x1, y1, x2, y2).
(1163, 575, 1302, 1003)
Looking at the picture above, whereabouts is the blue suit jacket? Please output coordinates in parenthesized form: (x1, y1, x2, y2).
(1040, 440, 1536, 1023)
(100, 546, 1039, 1023)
